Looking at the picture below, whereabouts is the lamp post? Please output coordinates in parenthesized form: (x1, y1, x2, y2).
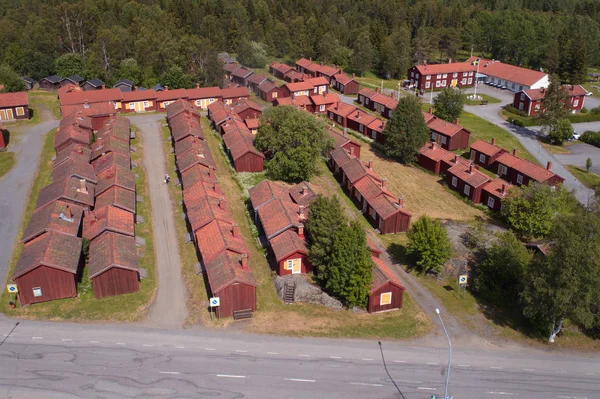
(436, 308, 452, 399)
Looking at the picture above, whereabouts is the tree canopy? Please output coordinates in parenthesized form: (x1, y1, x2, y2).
(406, 215, 453, 274)
(538, 74, 571, 133)
(433, 87, 464, 122)
(255, 106, 332, 183)
(382, 96, 430, 163)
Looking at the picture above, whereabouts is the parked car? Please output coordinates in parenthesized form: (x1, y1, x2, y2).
(570, 131, 581, 141)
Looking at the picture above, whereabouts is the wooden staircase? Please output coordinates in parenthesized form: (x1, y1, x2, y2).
(283, 280, 296, 304)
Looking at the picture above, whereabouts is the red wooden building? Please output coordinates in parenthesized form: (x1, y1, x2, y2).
(247, 74, 268, 93)
(83, 205, 135, 242)
(36, 178, 95, 211)
(427, 116, 471, 150)
(446, 163, 491, 204)
(231, 67, 254, 87)
(513, 85, 588, 116)
(469, 138, 504, 168)
(221, 87, 250, 105)
(481, 178, 513, 211)
(316, 64, 340, 83)
(156, 88, 189, 110)
(305, 77, 329, 95)
(368, 250, 405, 313)
(495, 151, 564, 187)
(418, 142, 451, 175)
(39, 75, 63, 90)
(326, 101, 357, 131)
(186, 86, 222, 110)
(408, 63, 476, 92)
(331, 72, 360, 95)
(51, 158, 98, 185)
(269, 228, 311, 275)
(13, 231, 82, 305)
(222, 125, 264, 172)
(269, 62, 293, 79)
(357, 88, 378, 108)
(53, 124, 92, 153)
(121, 90, 157, 113)
(281, 81, 314, 98)
(95, 186, 136, 214)
(89, 231, 139, 298)
(257, 80, 283, 103)
(21, 200, 83, 243)
(329, 128, 361, 158)
(0, 92, 29, 121)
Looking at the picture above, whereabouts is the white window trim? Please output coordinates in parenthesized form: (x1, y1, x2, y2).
(487, 197, 495, 208)
(516, 174, 523, 184)
(452, 176, 457, 187)
(16, 107, 24, 116)
(479, 154, 486, 163)
(380, 292, 392, 306)
(464, 184, 471, 196)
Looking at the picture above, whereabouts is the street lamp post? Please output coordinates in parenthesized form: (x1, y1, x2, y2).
(436, 308, 452, 399)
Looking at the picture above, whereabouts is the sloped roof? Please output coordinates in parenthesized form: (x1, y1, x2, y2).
(358, 88, 378, 99)
(204, 250, 257, 294)
(114, 79, 134, 88)
(511, 158, 562, 183)
(370, 256, 405, 293)
(482, 177, 513, 199)
(471, 57, 547, 87)
(95, 164, 136, 196)
(370, 194, 409, 219)
(427, 117, 467, 137)
(317, 64, 340, 77)
(288, 182, 317, 207)
(414, 62, 476, 76)
(54, 124, 92, 150)
(270, 229, 307, 262)
(207, 101, 231, 125)
(470, 139, 504, 157)
(343, 158, 379, 184)
(333, 72, 355, 85)
(367, 117, 386, 132)
(59, 88, 122, 106)
(91, 135, 130, 161)
(94, 186, 136, 214)
(176, 144, 216, 174)
(247, 74, 268, 85)
(257, 79, 279, 93)
(305, 76, 329, 86)
(353, 175, 388, 201)
(122, 90, 157, 102)
(36, 178, 95, 209)
(245, 118, 259, 130)
(186, 86, 222, 100)
(223, 63, 242, 74)
(521, 84, 588, 102)
(59, 112, 93, 131)
(495, 152, 522, 168)
(61, 102, 117, 118)
(329, 146, 354, 169)
(185, 192, 233, 233)
(171, 115, 205, 142)
(91, 151, 130, 174)
(285, 81, 314, 92)
(371, 93, 396, 107)
(166, 99, 201, 120)
(296, 58, 312, 68)
(175, 135, 209, 158)
(181, 163, 217, 189)
(270, 62, 293, 74)
(220, 87, 250, 99)
(229, 99, 262, 116)
(83, 205, 134, 242)
(329, 128, 361, 150)
(249, 180, 291, 211)
(347, 109, 377, 126)
(22, 201, 83, 243)
(447, 163, 491, 188)
(231, 67, 253, 79)
(326, 101, 357, 117)
(156, 88, 188, 102)
(85, 78, 105, 88)
(96, 117, 131, 143)
(41, 75, 62, 84)
(53, 144, 92, 168)
(195, 219, 247, 265)
(224, 128, 264, 161)
(52, 158, 97, 185)
(310, 92, 340, 106)
(88, 232, 138, 279)
(64, 75, 85, 84)
(0, 92, 28, 107)
(419, 142, 450, 162)
(13, 231, 82, 279)
(256, 198, 302, 239)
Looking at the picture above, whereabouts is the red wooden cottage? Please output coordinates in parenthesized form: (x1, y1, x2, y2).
(222, 126, 264, 172)
(331, 73, 360, 95)
(156, 88, 189, 110)
(269, 228, 311, 275)
(305, 77, 329, 95)
(21, 200, 83, 243)
(269, 62, 293, 79)
(327, 101, 357, 131)
(36, 178, 95, 211)
(97, 117, 131, 143)
(170, 115, 205, 143)
(427, 116, 471, 150)
(0, 92, 29, 121)
(368, 247, 405, 313)
(446, 162, 491, 204)
(89, 231, 139, 298)
(310, 92, 340, 114)
(91, 151, 131, 174)
(95, 186, 136, 214)
(495, 150, 564, 187)
(83, 205, 135, 242)
(418, 142, 451, 175)
(469, 138, 505, 168)
(257, 80, 283, 103)
(60, 111, 94, 132)
(53, 124, 92, 153)
(246, 74, 268, 93)
(281, 81, 314, 98)
(513, 85, 588, 116)
(51, 158, 98, 185)
(316, 64, 340, 83)
(231, 67, 254, 87)
(295, 58, 315, 75)
(229, 99, 262, 120)
(366, 118, 386, 143)
(221, 87, 250, 105)
(13, 231, 82, 305)
(283, 70, 311, 83)
(347, 109, 377, 137)
(223, 63, 242, 80)
(367, 92, 397, 118)
(186, 86, 222, 110)
(91, 135, 131, 162)
(357, 88, 378, 108)
(329, 128, 361, 159)
(481, 178, 513, 211)
(121, 90, 157, 113)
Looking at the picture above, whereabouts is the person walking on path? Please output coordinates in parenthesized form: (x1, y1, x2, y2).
(164, 174, 170, 184)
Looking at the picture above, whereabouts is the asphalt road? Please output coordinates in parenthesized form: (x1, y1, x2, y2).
(0, 317, 598, 399)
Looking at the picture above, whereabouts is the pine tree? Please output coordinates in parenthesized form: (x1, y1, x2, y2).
(382, 97, 430, 163)
(537, 74, 570, 134)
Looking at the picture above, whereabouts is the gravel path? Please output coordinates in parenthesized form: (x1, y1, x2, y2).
(129, 114, 188, 329)
(0, 108, 59, 282)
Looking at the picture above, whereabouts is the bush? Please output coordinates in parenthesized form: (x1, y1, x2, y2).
(590, 106, 600, 114)
(504, 104, 529, 118)
(581, 107, 588, 113)
(566, 113, 600, 123)
(581, 130, 600, 148)
(406, 215, 453, 273)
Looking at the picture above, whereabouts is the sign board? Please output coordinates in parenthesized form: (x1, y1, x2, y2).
(451, 79, 458, 87)
(6, 284, 18, 294)
(33, 287, 42, 297)
(209, 297, 220, 307)
(458, 275, 468, 285)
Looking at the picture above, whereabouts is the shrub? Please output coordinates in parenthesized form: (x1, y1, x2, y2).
(581, 107, 588, 113)
(581, 130, 600, 148)
(406, 215, 453, 273)
(504, 104, 529, 118)
(590, 106, 600, 114)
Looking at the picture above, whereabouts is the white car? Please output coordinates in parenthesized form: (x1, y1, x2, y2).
(571, 131, 581, 141)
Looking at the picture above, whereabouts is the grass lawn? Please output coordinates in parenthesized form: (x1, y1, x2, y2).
(28, 90, 61, 120)
(0, 128, 158, 321)
(161, 124, 212, 326)
(565, 164, 600, 191)
(540, 141, 572, 154)
(461, 93, 501, 105)
(197, 117, 432, 339)
(0, 151, 16, 178)
(459, 111, 539, 164)
(355, 72, 403, 92)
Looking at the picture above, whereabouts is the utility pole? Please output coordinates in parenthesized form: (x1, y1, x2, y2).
(436, 308, 452, 399)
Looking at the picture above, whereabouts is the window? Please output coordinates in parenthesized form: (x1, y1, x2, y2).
(443, 73, 447, 78)
(337, 115, 342, 123)
(425, 82, 431, 89)
(467, 78, 472, 84)
(441, 80, 447, 87)
(574, 99, 579, 107)
(520, 93, 525, 101)
(320, 105, 325, 112)
(436, 81, 441, 88)
(431, 132, 437, 140)
(359, 124, 364, 132)
(410, 72, 414, 78)
(286, 260, 293, 270)
(479, 154, 486, 163)
(16, 107, 24, 116)
(329, 112, 334, 119)
(365, 98, 369, 105)
(453, 73, 458, 78)
(519, 102, 524, 110)
(369, 207, 377, 219)
(416, 74, 419, 79)
(272, 92, 278, 98)
(196, 100, 202, 106)
(469, 72, 473, 76)
(516, 174, 523, 185)
(461, 78, 466, 85)
(144, 101, 150, 107)
(314, 87, 318, 94)
(388, 111, 392, 118)
(499, 165, 507, 176)
(356, 192, 362, 202)
(534, 104, 541, 111)
(33, 287, 42, 297)
(470, 150, 476, 160)
(464, 184, 471, 196)
(437, 74, 442, 79)
(371, 130, 377, 139)
(487, 197, 495, 208)
(380, 292, 392, 306)
(209, 98, 215, 103)
(129, 103, 135, 110)
(452, 176, 458, 187)
(426, 75, 431, 80)
(441, 136, 447, 144)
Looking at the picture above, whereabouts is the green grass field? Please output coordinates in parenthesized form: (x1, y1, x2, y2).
(0, 151, 15, 178)
(461, 93, 501, 105)
(566, 164, 600, 191)
(0, 128, 158, 321)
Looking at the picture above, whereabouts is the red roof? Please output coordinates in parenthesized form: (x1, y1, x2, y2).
(83, 205, 135, 241)
(223, 128, 264, 161)
(186, 86, 222, 100)
(96, 164, 136, 196)
(367, 118, 386, 133)
(0, 91, 28, 107)
(422, 110, 435, 123)
(181, 163, 217, 189)
(88, 231, 138, 279)
(358, 88, 378, 99)
(327, 101, 357, 117)
(176, 143, 216, 174)
(285, 81, 314, 93)
(370, 93, 396, 107)
(442, 151, 471, 169)
(470, 139, 504, 157)
(353, 175, 389, 201)
(157, 89, 188, 102)
(495, 152, 522, 168)
(329, 146, 355, 169)
(292, 95, 312, 108)
(521, 84, 588, 101)
(53, 144, 92, 168)
(333, 73, 355, 86)
(94, 186, 136, 214)
(347, 109, 377, 126)
(195, 219, 248, 265)
(175, 135, 208, 158)
(310, 92, 340, 106)
(91, 152, 130, 174)
(122, 90, 157, 102)
(60, 112, 93, 131)
(247, 74, 268, 85)
(245, 118, 259, 130)
(54, 124, 92, 150)
(258, 80, 279, 94)
(52, 158, 97, 184)
(482, 178, 513, 199)
(471, 57, 547, 87)
(248, 180, 291, 211)
(288, 182, 317, 207)
(274, 97, 294, 106)
(22, 201, 83, 243)
(414, 62, 476, 76)
(59, 88, 122, 106)
(343, 158, 380, 184)
(220, 87, 250, 99)
(447, 163, 490, 188)
(419, 142, 450, 162)
(271, 62, 293, 74)
(317, 64, 339, 77)
(223, 63, 241, 74)
(511, 157, 561, 183)
(96, 117, 131, 143)
(13, 231, 82, 279)
(36, 177, 95, 209)
(370, 194, 409, 219)
(256, 198, 302, 239)
(305, 76, 329, 86)
(170, 115, 205, 142)
(229, 99, 262, 116)
(427, 116, 467, 137)
(203, 250, 257, 294)
(166, 99, 201, 120)
(269, 229, 307, 262)
(231, 67, 253, 79)
(296, 58, 313, 69)
(91, 135, 130, 161)
(371, 256, 405, 293)
(61, 101, 117, 118)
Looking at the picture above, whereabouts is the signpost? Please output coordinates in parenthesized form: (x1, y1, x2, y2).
(6, 284, 18, 294)
(210, 297, 220, 319)
(457, 275, 468, 299)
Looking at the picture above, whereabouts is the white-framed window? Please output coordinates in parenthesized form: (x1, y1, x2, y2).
(335, 165, 339, 173)
(461, 78, 466, 85)
(487, 197, 495, 208)
(329, 112, 334, 119)
(388, 111, 392, 118)
(272, 92, 278, 98)
(410, 72, 414, 78)
(16, 107, 24, 116)
(319, 105, 325, 112)
(468, 78, 472, 84)
(365, 98, 369, 105)
(452, 176, 458, 187)
(425, 82, 431, 89)
(195, 100, 202, 106)
(469, 72, 473, 76)
(369, 207, 377, 219)
(314, 87, 317, 94)
(359, 124, 364, 132)
(380, 292, 392, 306)
(519, 102, 524, 110)
(426, 75, 431, 80)
(441, 136, 447, 144)
(520, 93, 525, 101)
(516, 174, 523, 185)
(479, 154, 486, 163)
(453, 73, 458, 78)
(574, 99, 579, 107)
(144, 101, 150, 107)
(436, 81, 441, 88)
(129, 103, 135, 109)
(371, 130, 377, 139)
(441, 80, 447, 87)
(499, 164, 507, 176)
(432, 132, 437, 140)
(437, 74, 442, 79)
(415, 73, 419, 79)
(337, 115, 342, 123)
(33, 287, 42, 297)
(464, 184, 471, 196)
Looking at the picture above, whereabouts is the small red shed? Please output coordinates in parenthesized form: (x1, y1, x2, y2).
(469, 138, 505, 168)
(427, 116, 471, 151)
(269, 228, 311, 275)
(418, 142, 450, 175)
(481, 178, 513, 211)
(368, 255, 405, 313)
(332, 72, 360, 95)
(0, 92, 29, 121)
(257, 80, 283, 103)
(446, 163, 491, 204)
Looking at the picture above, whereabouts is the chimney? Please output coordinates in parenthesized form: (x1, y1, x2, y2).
(241, 253, 248, 268)
(74, 122, 79, 128)
(429, 107, 433, 114)
(455, 118, 459, 125)
(491, 138, 496, 146)
(546, 161, 552, 171)
(218, 197, 225, 209)
(513, 148, 518, 157)
(77, 179, 88, 194)
(454, 154, 458, 163)
(430, 141, 435, 149)
(298, 205, 305, 219)
(398, 198, 405, 207)
(64, 206, 72, 219)
(469, 163, 474, 174)
(381, 178, 387, 188)
(376, 87, 380, 93)
(300, 186, 306, 196)
(101, 85, 105, 89)
(196, 83, 200, 88)
(165, 85, 169, 91)
(232, 223, 239, 237)
(501, 184, 506, 195)
(349, 146, 354, 156)
(309, 57, 312, 62)
(367, 160, 373, 169)
(297, 223, 305, 238)
(352, 73, 355, 79)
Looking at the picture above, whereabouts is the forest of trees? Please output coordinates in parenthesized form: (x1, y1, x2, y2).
(0, 0, 599, 89)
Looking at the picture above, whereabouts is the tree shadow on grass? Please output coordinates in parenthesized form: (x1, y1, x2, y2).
(1, 129, 9, 148)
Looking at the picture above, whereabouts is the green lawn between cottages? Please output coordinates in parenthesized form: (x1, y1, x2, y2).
(0, 151, 15, 178)
(565, 164, 600, 192)
(461, 93, 501, 105)
(0, 128, 158, 321)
